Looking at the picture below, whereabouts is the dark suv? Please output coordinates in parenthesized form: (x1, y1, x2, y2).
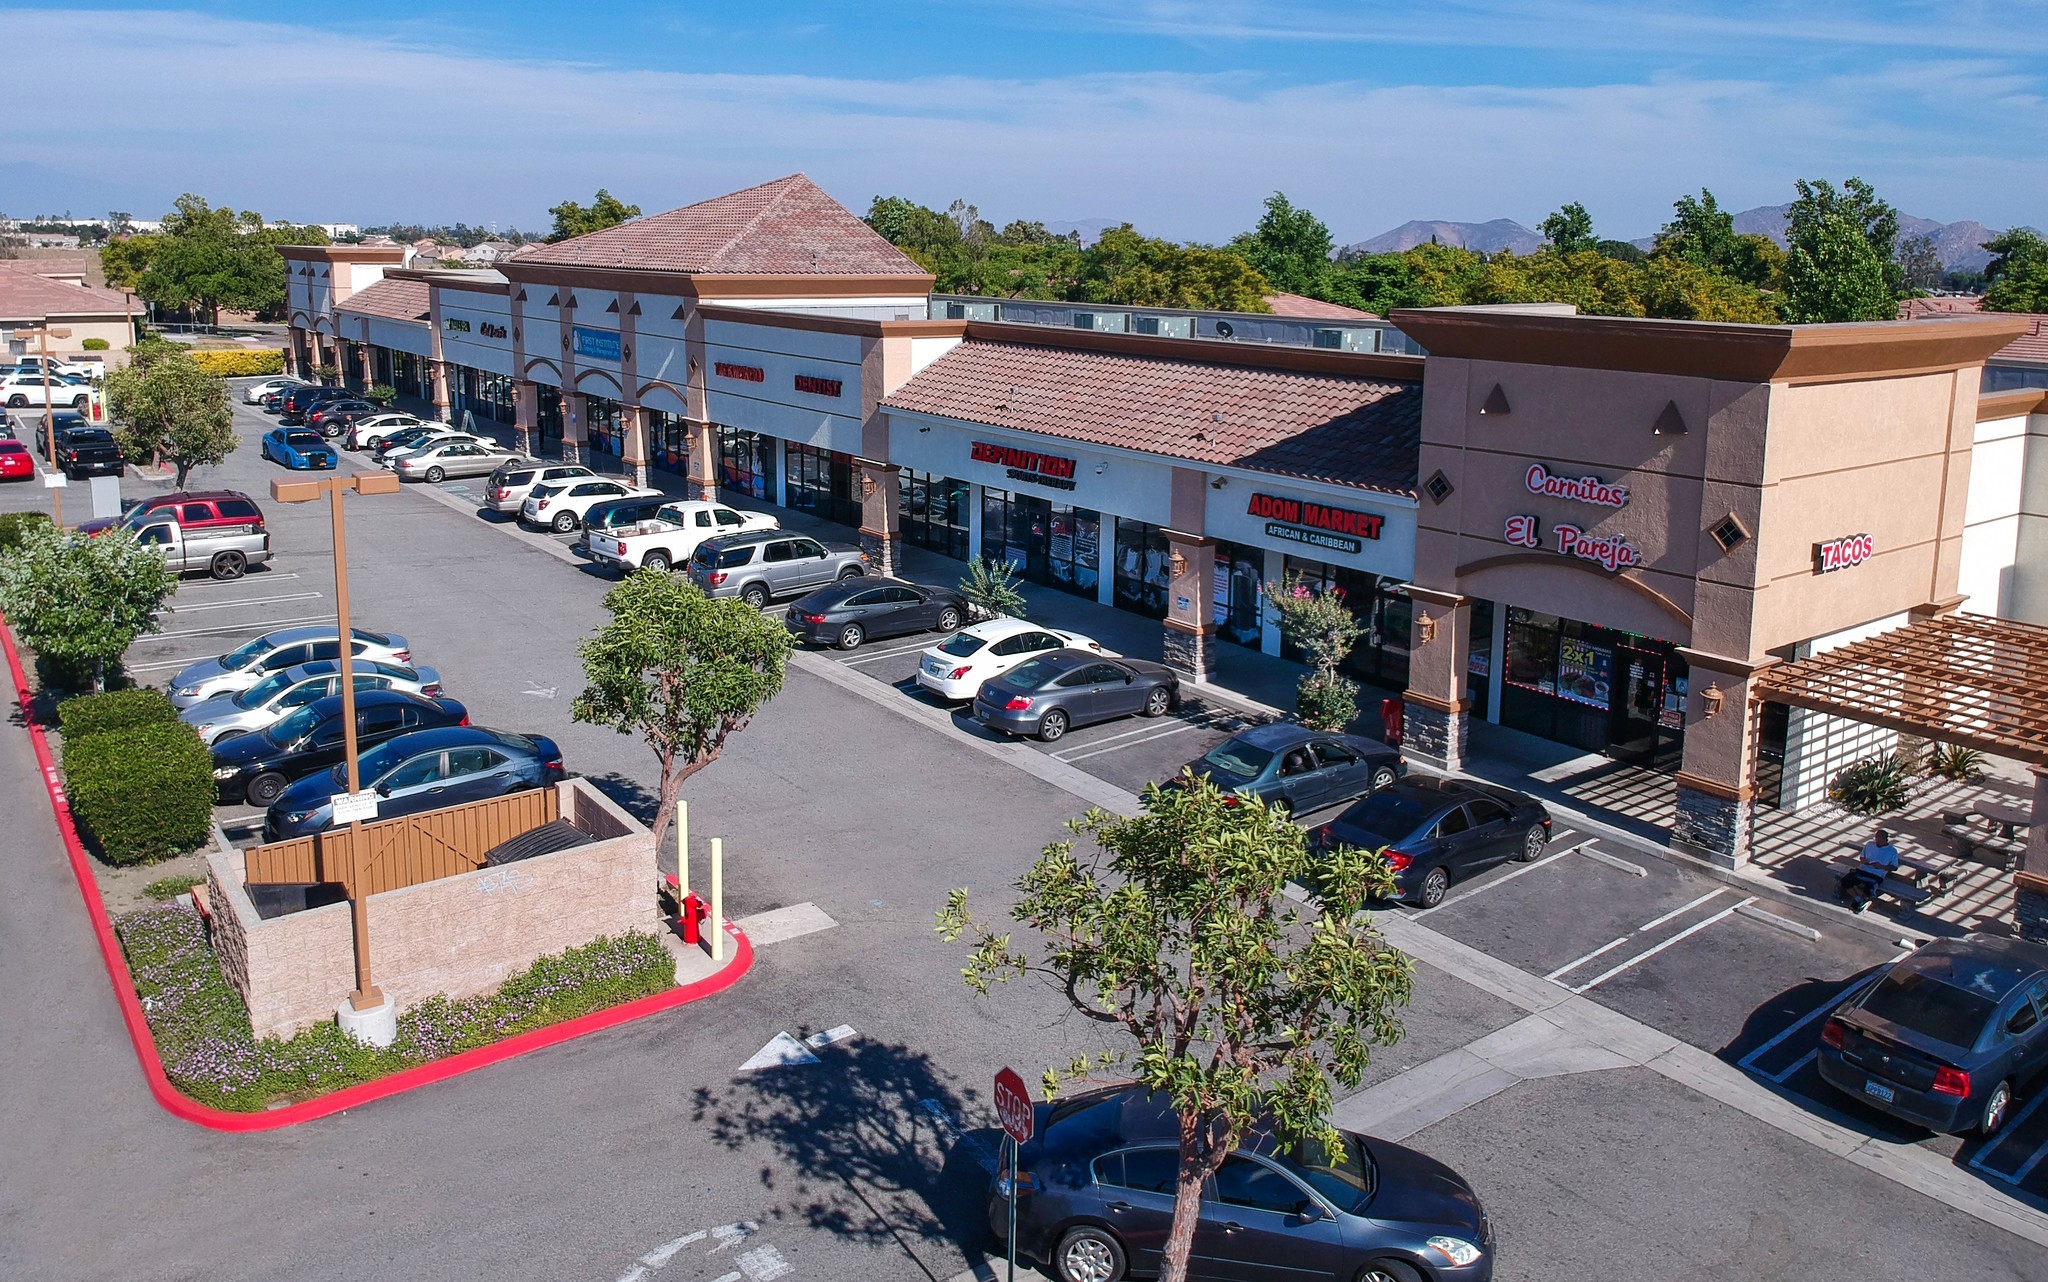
(80, 490, 266, 538)
(686, 530, 869, 608)
(279, 386, 355, 424)
(305, 398, 381, 438)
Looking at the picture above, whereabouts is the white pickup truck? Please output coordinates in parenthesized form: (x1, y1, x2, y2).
(583, 500, 779, 573)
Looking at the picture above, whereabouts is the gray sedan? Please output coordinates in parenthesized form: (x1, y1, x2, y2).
(972, 649, 1179, 742)
(393, 440, 526, 483)
(178, 659, 445, 745)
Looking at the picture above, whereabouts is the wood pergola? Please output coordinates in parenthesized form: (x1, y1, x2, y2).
(1752, 612, 2048, 767)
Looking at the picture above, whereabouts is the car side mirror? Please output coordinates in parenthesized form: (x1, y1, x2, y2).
(375, 781, 392, 797)
(1294, 1201, 1325, 1222)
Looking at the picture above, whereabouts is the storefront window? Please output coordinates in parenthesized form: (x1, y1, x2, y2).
(786, 443, 860, 527)
(1279, 557, 1410, 689)
(1499, 607, 1686, 768)
(1212, 540, 1266, 648)
(536, 385, 563, 448)
(718, 426, 775, 502)
(979, 489, 1100, 599)
(900, 471, 970, 561)
(586, 395, 624, 456)
(650, 410, 685, 474)
(1114, 520, 1171, 619)
(1466, 599, 1495, 722)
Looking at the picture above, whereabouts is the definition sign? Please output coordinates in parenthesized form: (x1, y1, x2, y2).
(971, 440, 1078, 491)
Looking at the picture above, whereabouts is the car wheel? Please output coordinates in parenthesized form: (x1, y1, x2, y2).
(741, 583, 770, 609)
(1979, 1079, 2014, 1136)
(1053, 1226, 1125, 1282)
(1517, 824, 1547, 862)
(1414, 865, 1450, 909)
(551, 511, 577, 533)
(1037, 709, 1069, 742)
(209, 550, 247, 581)
(1358, 1262, 1424, 1282)
(838, 566, 864, 582)
(245, 772, 287, 807)
(6, 396, 24, 408)
(1142, 686, 1171, 717)
(1371, 765, 1397, 790)
(211, 729, 247, 746)
(642, 551, 670, 573)
(936, 606, 962, 632)
(424, 466, 445, 483)
(837, 623, 865, 651)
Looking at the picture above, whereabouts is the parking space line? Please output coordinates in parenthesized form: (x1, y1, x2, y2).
(152, 613, 332, 641)
(1736, 977, 1869, 1077)
(161, 591, 323, 614)
(1545, 935, 1631, 981)
(180, 571, 302, 587)
(125, 655, 226, 673)
(1411, 840, 1591, 918)
(837, 640, 945, 665)
(1050, 712, 1228, 758)
(1057, 720, 1214, 762)
(1570, 897, 1755, 993)
(1768, 1048, 1818, 1084)
(1638, 888, 1728, 932)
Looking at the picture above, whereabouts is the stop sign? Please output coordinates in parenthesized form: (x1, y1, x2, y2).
(993, 1067, 1034, 1145)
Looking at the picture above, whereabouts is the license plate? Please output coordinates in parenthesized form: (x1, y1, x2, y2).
(923, 659, 943, 676)
(1863, 1079, 1895, 1103)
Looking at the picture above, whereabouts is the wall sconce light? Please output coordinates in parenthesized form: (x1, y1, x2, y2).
(1168, 549, 1189, 578)
(1211, 477, 1227, 489)
(1095, 462, 1106, 476)
(1699, 682, 1725, 718)
(1416, 614, 1438, 645)
(858, 473, 878, 498)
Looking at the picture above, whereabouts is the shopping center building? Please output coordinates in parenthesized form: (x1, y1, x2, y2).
(283, 175, 2043, 868)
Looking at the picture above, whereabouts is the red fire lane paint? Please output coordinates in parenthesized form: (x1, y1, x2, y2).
(0, 612, 753, 1132)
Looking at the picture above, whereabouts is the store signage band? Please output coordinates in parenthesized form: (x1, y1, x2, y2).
(1504, 514, 1641, 572)
(714, 361, 766, 383)
(793, 374, 843, 398)
(444, 317, 470, 333)
(572, 326, 621, 362)
(479, 321, 507, 339)
(1815, 532, 1874, 574)
(970, 440, 1078, 491)
(1525, 462, 1629, 509)
(1246, 492, 1383, 556)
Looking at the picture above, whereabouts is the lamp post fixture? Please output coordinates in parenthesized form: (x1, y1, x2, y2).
(15, 325, 72, 525)
(270, 470, 401, 1011)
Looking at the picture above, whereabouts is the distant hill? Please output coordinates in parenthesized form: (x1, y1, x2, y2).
(1343, 218, 1543, 256)
(1716, 204, 2014, 274)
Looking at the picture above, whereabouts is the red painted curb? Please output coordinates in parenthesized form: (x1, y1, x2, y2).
(0, 613, 752, 1131)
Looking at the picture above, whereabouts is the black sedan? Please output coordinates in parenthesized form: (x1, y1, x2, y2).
(1314, 778, 1551, 908)
(993, 1086, 1493, 1282)
(265, 725, 565, 840)
(973, 649, 1178, 743)
(1818, 935, 2048, 1136)
(305, 399, 381, 438)
(211, 688, 469, 806)
(1180, 723, 1404, 814)
(784, 577, 967, 650)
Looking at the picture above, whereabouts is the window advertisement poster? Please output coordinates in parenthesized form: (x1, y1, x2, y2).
(1556, 636, 1613, 708)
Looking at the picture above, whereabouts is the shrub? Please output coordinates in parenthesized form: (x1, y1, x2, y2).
(63, 721, 215, 863)
(187, 349, 286, 377)
(1295, 671, 1360, 732)
(0, 511, 50, 554)
(57, 687, 179, 739)
(1928, 743, 1987, 782)
(117, 904, 675, 1111)
(144, 873, 208, 900)
(1829, 752, 1915, 815)
(366, 384, 398, 405)
(81, 337, 111, 351)
(960, 556, 1028, 620)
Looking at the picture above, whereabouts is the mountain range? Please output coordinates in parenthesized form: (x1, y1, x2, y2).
(1343, 206, 2026, 272)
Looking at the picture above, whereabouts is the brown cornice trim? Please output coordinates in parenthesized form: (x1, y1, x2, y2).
(279, 245, 407, 265)
(1162, 617, 1219, 637)
(1675, 771, 1753, 802)
(1674, 648, 1780, 678)
(1389, 307, 2027, 383)
(1403, 691, 1471, 714)
(694, 304, 966, 339)
(1404, 585, 1466, 608)
(2016, 870, 2048, 896)
(961, 320, 1426, 381)
(1452, 551, 1694, 628)
(1979, 387, 2048, 421)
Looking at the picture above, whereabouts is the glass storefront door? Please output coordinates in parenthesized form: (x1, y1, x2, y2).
(1114, 520, 1171, 618)
(1213, 540, 1266, 648)
(1280, 556, 1411, 689)
(1499, 607, 1686, 768)
(786, 443, 860, 527)
(536, 385, 563, 449)
(586, 395, 624, 455)
(980, 488, 1101, 600)
(900, 471, 970, 560)
(718, 426, 775, 501)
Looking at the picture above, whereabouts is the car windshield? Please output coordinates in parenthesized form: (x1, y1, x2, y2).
(1005, 657, 1061, 689)
(219, 635, 276, 671)
(265, 703, 325, 747)
(1202, 739, 1276, 779)
(68, 428, 111, 443)
(938, 632, 988, 658)
(285, 433, 321, 447)
(1334, 791, 1440, 840)
(233, 671, 298, 709)
(1285, 1130, 1377, 1215)
(1862, 970, 1999, 1048)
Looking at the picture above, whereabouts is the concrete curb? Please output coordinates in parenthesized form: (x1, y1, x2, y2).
(1, 611, 753, 1133)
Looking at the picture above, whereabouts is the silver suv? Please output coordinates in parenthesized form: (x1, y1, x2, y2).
(687, 531, 869, 608)
(482, 461, 595, 514)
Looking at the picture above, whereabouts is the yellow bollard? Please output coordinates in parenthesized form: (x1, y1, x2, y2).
(710, 836, 725, 962)
(676, 799, 689, 898)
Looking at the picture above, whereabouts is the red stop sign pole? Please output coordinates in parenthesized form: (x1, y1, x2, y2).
(994, 1067, 1034, 1282)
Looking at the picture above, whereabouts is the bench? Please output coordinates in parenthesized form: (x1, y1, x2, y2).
(1941, 810, 2027, 872)
(1834, 857, 1934, 912)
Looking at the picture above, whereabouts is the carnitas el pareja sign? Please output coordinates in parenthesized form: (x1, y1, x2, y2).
(1247, 492, 1384, 555)
(1815, 533, 1874, 574)
(971, 440, 1077, 491)
(1504, 515, 1641, 571)
(1525, 462, 1629, 509)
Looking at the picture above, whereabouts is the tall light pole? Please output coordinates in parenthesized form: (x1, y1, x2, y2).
(16, 325, 72, 525)
(271, 469, 401, 1012)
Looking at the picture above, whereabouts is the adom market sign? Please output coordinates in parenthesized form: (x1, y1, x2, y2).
(1246, 491, 1384, 555)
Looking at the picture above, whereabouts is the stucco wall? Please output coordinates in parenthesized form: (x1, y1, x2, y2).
(207, 781, 656, 1040)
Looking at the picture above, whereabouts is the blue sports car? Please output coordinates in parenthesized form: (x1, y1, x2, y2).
(261, 427, 338, 470)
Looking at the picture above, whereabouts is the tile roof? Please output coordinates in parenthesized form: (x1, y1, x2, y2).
(336, 277, 431, 324)
(883, 340, 1422, 496)
(515, 174, 928, 277)
(1897, 295, 1982, 320)
(1901, 298, 2048, 365)
(1994, 313, 2048, 365)
(1263, 291, 1378, 320)
(0, 261, 128, 319)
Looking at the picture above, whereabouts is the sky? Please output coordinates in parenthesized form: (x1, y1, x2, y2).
(4, 1, 2044, 244)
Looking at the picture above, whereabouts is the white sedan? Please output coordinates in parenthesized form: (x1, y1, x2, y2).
(178, 659, 444, 745)
(379, 429, 494, 464)
(521, 478, 661, 532)
(913, 617, 1112, 701)
(347, 412, 438, 451)
(244, 377, 307, 404)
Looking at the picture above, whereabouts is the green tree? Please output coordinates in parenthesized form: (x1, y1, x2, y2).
(938, 774, 1413, 1282)
(864, 195, 959, 258)
(1982, 228, 2048, 313)
(547, 189, 642, 243)
(1538, 201, 1598, 255)
(1782, 177, 1902, 323)
(100, 233, 160, 292)
(130, 195, 327, 324)
(570, 570, 792, 869)
(1076, 225, 1272, 311)
(0, 525, 175, 691)
(1896, 234, 1944, 292)
(1261, 572, 1366, 730)
(1593, 239, 1648, 264)
(1653, 189, 1741, 273)
(1228, 192, 1334, 295)
(102, 338, 238, 486)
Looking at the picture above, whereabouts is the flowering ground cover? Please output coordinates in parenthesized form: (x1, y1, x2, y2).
(117, 903, 675, 1111)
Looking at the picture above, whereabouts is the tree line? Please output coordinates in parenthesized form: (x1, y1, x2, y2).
(99, 194, 331, 325)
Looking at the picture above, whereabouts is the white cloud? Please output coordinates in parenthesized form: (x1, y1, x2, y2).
(3, 8, 2042, 240)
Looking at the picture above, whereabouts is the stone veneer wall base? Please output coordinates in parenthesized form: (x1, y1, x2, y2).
(1672, 783, 1753, 869)
(1401, 700, 1468, 772)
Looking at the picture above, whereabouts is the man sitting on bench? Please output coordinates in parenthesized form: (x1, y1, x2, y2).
(1839, 827, 1900, 913)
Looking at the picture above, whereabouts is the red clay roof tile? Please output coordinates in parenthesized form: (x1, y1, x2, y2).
(335, 277, 431, 323)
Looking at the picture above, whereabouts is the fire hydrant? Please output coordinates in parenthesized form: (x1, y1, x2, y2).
(679, 891, 707, 945)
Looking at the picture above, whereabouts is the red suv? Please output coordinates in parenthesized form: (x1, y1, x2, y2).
(79, 490, 267, 537)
